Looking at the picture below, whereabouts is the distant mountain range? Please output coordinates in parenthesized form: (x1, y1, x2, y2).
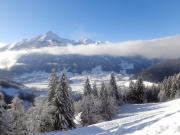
(0, 31, 106, 51)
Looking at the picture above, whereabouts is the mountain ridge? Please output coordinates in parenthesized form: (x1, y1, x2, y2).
(0, 31, 105, 51)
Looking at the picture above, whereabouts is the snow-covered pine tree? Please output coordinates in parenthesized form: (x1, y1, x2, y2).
(164, 77, 172, 99)
(83, 78, 92, 96)
(110, 73, 122, 104)
(0, 92, 11, 135)
(175, 74, 180, 98)
(135, 78, 144, 103)
(81, 78, 102, 126)
(99, 82, 106, 98)
(170, 80, 178, 99)
(52, 72, 75, 130)
(92, 82, 98, 97)
(158, 73, 180, 101)
(144, 84, 160, 103)
(127, 78, 144, 103)
(8, 97, 27, 135)
(127, 80, 136, 102)
(100, 82, 117, 120)
(48, 68, 58, 103)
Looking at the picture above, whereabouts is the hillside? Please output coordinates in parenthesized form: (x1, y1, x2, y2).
(133, 59, 180, 82)
(0, 79, 39, 104)
(42, 98, 180, 135)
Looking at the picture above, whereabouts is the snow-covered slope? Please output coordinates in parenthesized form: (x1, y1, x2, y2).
(42, 99, 180, 135)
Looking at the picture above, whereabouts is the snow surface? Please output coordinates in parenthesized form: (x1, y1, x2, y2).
(42, 99, 180, 135)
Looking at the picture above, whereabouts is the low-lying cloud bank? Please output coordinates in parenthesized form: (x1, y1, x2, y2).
(35, 35, 180, 59)
(0, 35, 180, 69)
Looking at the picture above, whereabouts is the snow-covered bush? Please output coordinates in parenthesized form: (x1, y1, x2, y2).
(26, 97, 55, 134)
(8, 97, 28, 135)
(81, 95, 102, 126)
(81, 78, 102, 126)
(99, 82, 118, 120)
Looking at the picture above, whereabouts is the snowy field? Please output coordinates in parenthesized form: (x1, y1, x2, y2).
(42, 98, 180, 135)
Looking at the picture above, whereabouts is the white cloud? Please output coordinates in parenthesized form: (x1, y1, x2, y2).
(0, 42, 6, 48)
(0, 50, 26, 69)
(0, 35, 180, 69)
(35, 35, 180, 59)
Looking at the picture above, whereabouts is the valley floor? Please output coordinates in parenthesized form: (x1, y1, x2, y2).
(42, 99, 180, 135)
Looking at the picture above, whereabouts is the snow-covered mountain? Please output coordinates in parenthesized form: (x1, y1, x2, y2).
(42, 98, 180, 135)
(0, 31, 105, 51)
(0, 31, 74, 50)
(76, 38, 107, 45)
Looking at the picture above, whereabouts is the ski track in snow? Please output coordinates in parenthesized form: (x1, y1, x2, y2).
(42, 99, 180, 135)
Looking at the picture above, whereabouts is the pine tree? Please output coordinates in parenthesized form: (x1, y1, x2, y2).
(135, 78, 144, 103)
(0, 92, 11, 135)
(92, 82, 98, 97)
(158, 73, 180, 101)
(171, 81, 178, 98)
(80, 95, 99, 126)
(48, 68, 58, 102)
(164, 77, 172, 99)
(127, 78, 144, 103)
(81, 78, 101, 126)
(145, 84, 160, 103)
(83, 78, 92, 96)
(127, 80, 136, 102)
(100, 83, 117, 120)
(99, 82, 106, 98)
(110, 73, 122, 104)
(8, 97, 27, 135)
(52, 72, 75, 130)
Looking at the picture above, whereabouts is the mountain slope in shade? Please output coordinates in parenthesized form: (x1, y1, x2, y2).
(0, 78, 36, 104)
(42, 99, 180, 135)
(0, 54, 160, 76)
(133, 59, 180, 82)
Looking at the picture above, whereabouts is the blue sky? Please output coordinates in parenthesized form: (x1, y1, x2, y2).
(0, 0, 180, 43)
